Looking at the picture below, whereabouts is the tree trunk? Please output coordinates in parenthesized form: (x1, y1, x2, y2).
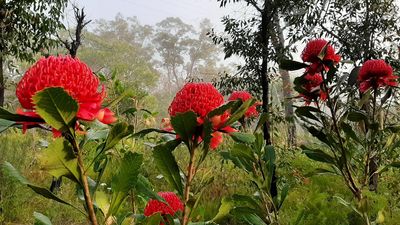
(260, 0, 277, 198)
(270, 13, 296, 147)
(281, 69, 296, 147)
(0, 54, 4, 107)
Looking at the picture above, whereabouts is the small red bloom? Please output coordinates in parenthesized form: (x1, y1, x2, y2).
(144, 192, 184, 218)
(358, 59, 397, 93)
(16, 56, 117, 133)
(228, 91, 260, 118)
(301, 39, 341, 64)
(300, 73, 327, 104)
(301, 39, 341, 75)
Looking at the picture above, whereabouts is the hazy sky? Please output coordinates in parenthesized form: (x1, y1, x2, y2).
(69, 0, 245, 30)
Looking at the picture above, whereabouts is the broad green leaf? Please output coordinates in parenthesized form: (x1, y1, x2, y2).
(112, 152, 143, 192)
(341, 122, 361, 143)
(135, 175, 164, 202)
(1, 162, 85, 215)
(153, 139, 183, 195)
(32, 87, 78, 132)
(95, 191, 110, 216)
(208, 100, 241, 119)
(301, 146, 335, 164)
(144, 213, 163, 225)
(0, 119, 15, 133)
(170, 111, 198, 145)
(306, 126, 332, 147)
(231, 207, 267, 225)
(231, 194, 260, 211)
(230, 132, 256, 143)
(34, 212, 52, 225)
(278, 184, 289, 210)
(109, 152, 143, 217)
(104, 122, 134, 151)
(38, 138, 80, 183)
(348, 110, 368, 122)
(279, 59, 309, 71)
(295, 106, 320, 122)
(212, 197, 234, 222)
(348, 67, 361, 86)
(0, 107, 43, 122)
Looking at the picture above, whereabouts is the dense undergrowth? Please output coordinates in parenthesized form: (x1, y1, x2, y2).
(2, 129, 400, 224)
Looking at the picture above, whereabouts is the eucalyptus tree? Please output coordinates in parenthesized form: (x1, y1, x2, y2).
(0, 0, 68, 106)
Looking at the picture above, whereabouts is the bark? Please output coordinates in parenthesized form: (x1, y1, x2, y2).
(0, 55, 3, 107)
(270, 13, 296, 147)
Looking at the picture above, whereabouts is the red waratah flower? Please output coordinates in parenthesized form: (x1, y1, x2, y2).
(301, 39, 341, 75)
(16, 56, 117, 133)
(300, 73, 327, 104)
(168, 82, 236, 149)
(358, 59, 397, 93)
(228, 91, 260, 118)
(168, 83, 224, 117)
(144, 192, 184, 218)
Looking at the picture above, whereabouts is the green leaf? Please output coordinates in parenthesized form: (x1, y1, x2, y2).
(132, 128, 175, 138)
(208, 100, 241, 119)
(1, 162, 85, 215)
(109, 152, 143, 217)
(295, 106, 320, 122)
(38, 138, 80, 183)
(230, 207, 267, 225)
(104, 122, 134, 151)
(32, 87, 78, 132)
(170, 111, 198, 145)
(341, 122, 361, 143)
(225, 99, 256, 125)
(0, 107, 43, 122)
(34, 212, 52, 225)
(212, 197, 235, 222)
(95, 191, 110, 216)
(230, 132, 256, 143)
(135, 175, 165, 202)
(0, 119, 16, 133)
(254, 113, 268, 133)
(301, 146, 335, 164)
(153, 139, 183, 195)
(279, 59, 309, 71)
(348, 110, 368, 122)
(317, 42, 329, 60)
(348, 67, 361, 86)
(144, 213, 163, 225)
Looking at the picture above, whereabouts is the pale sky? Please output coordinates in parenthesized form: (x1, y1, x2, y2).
(68, 0, 248, 30)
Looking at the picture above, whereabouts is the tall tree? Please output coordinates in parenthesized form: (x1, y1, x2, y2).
(0, 0, 68, 106)
(212, 0, 313, 147)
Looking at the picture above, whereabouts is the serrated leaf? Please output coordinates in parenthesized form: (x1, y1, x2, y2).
(170, 111, 198, 145)
(32, 87, 78, 132)
(104, 122, 134, 151)
(153, 139, 183, 195)
(38, 138, 80, 183)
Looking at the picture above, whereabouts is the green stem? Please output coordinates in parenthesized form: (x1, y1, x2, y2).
(182, 146, 196, 225)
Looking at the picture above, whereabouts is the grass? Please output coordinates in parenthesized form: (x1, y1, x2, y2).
(1, 130, 400, 224)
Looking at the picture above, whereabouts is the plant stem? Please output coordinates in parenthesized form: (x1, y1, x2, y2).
(182, 147, 196, 225)
(70, 137, 98, 225)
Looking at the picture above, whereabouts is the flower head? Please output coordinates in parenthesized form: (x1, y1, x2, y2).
(16, 56, 116, 134)
(167, 82, 235, 150)
(358, 59, 397, 93)
(168, 83, 224, 118)
(144, 192, 184, 218)
(301, 39, 341, 64)
(300, 73, 327, 104)
(228, 91, 260, 118)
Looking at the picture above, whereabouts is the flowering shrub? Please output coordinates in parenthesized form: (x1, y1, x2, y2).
(358, 59, 397, 92)
(16, 56, 116, 134)
(144, 192, 184, 217)
(283, 38, 400, 224)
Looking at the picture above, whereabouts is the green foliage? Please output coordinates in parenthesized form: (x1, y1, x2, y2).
(32, 87, 78, 133)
